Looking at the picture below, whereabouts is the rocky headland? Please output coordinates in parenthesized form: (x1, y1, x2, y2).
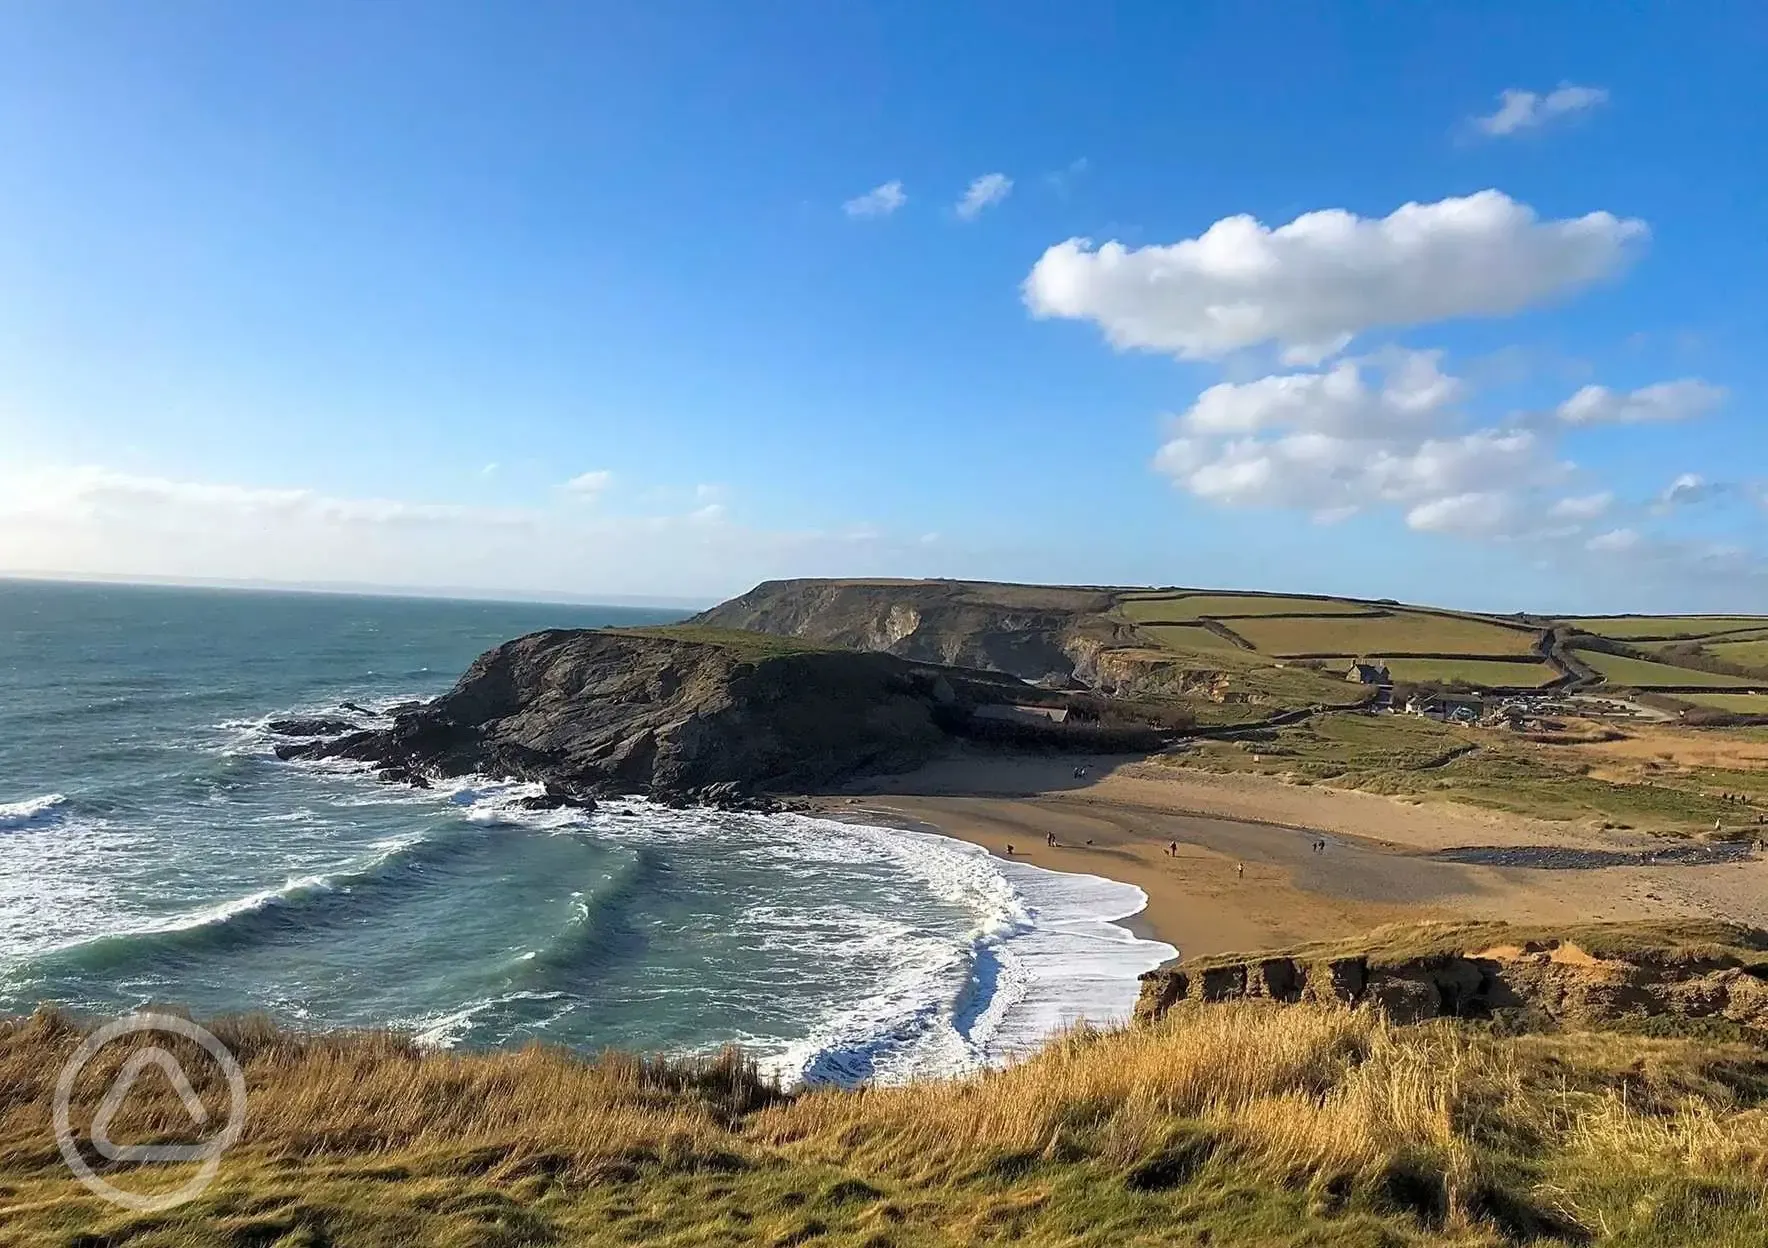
(278, 626, 1168, 804)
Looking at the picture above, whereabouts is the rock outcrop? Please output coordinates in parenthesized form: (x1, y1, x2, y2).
(1136, 920, 1768, 1031)
(267, 717, 361, 738)
(278, 628, 1157, 799)
(690, 579, 1137, 686)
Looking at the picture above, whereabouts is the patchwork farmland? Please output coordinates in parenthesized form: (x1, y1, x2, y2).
(1117, 590, 1553, 692)
(1112, 589, 1768, 710)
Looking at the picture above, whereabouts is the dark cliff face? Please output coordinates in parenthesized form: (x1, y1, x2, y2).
(283, 629, 1063, 797)
(690, 579, 1136, 686)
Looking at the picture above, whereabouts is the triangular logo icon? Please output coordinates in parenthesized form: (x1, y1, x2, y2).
(91, 1047, 212, 1163)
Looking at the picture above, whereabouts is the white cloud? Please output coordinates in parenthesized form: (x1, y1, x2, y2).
(1655, 472, 1728, 510)
(481, 462, 499, 476)
(1548, 492, 1613, 521)
(1179, 351, 1462, 438)
(955, 172, 1013, 221)
(1024, 190, 1645, 361)
(1164, 427, 1550, 518)
(843, 180, 907, 219)
(1587, 527, 1641, 553)
(1153, 347, 1603, 544)
(563, 470, 613, 496)
(1475, 84, 1609, 137)
(1556, 378, 1726, 425)
(0, 465, 958, 601)
(1405, 491, 1519, 535)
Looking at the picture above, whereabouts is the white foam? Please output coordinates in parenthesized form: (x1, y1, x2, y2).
(267, 745, 1172, 1085)
(130, 872, 337, 935)
(409, 989, 568, 1049)
(712, 812, 1176, 1088)
(0, 793, 69, 830)
(212, 691, 435, 758)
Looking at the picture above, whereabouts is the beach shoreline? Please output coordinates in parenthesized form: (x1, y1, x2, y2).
(820, 750, 1768, 962)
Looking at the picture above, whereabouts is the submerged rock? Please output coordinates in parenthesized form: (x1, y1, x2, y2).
(518, 783, 598, 812)
(266, 717, 361, 738)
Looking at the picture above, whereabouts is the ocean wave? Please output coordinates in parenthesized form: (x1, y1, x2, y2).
(0, 793, 70, 831)
(29, 829, 457, 973)
(745, 815, 1174, 1087)
(512, 847, 657, 980)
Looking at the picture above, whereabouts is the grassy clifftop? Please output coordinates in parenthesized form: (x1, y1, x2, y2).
(10, 996, 1768, 1246)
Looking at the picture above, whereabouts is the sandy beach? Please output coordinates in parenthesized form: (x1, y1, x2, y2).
(828, 751, 1768, 961)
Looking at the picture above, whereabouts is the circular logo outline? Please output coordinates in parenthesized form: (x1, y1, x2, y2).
(53, 1013, 248, 1212)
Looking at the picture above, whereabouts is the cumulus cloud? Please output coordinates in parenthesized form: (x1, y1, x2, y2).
(1474, 84, 1609, 137)
(1548, 492, 1613, 522)
(563, 470, 613, 496)
(1405, 491, 1519, 536)
(955, 172, 1013, 221)
(1161, 427, 1550, 518)
(1180, 351, 1462, 438)
(843, 180, 907, 218)
(1587, 528, 1642, 553)
(1024, 190, 1645, 362)
(1556, 379, 1726, 425)
(1154, 351, 1580, 538)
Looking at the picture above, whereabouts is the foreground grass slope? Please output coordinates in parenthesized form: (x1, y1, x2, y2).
(8, 1002, 1768, 1246)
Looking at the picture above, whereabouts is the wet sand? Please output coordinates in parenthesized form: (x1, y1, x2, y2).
(825, 752, 1768, 960)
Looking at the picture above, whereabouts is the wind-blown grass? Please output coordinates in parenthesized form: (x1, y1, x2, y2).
(8, 1002, 1768, 1245)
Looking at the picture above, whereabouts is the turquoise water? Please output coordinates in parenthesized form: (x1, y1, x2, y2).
(0, 579, 1171, 1083)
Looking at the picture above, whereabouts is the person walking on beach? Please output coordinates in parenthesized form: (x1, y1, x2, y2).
(1005, 843, 1014, 856)
(1235, 861, 1245, 880)
(1046, 832, 1057, 848)
(1167, 840, 1178, 858)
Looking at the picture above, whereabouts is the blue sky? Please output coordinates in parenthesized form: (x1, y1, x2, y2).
(1, 2, 1762, 609)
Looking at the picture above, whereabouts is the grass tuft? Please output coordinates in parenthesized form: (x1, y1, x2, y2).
(10, 1000, 1768, 1244)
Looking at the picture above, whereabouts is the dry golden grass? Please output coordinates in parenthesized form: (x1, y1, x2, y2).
(8, 1003, 1768, 1245)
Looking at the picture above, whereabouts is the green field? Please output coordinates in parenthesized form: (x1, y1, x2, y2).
(1565, 616, 1768, 640)
(1705, 639, 1768, 670)
(1381, 657, 1559, 688)
(1576, 649, 1761, 689)
(1119, 593, 1378, 622)
(1136, 622, 1248, 652)
(1224, 611, 1540, 657)
(1673, 692, 1768, 713)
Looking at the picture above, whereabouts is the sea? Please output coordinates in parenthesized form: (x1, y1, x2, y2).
(0, 579, 1174, 1085)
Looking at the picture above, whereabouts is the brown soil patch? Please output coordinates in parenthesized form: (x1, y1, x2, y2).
(1547, 942, 1602, 966)
(1574, 726, 1768, 771)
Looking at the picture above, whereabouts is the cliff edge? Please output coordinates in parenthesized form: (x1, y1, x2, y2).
(690, 578, 1136, 686)
(1137, 919, 1768, 1031)
(281, 627, 1160, 800)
